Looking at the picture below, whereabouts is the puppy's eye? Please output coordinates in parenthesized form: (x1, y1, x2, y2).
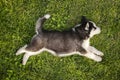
(93, 27, 96, 30)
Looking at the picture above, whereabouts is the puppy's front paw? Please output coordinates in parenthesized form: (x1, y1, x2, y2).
(94, 56, 102, 62)
(97, 51, 104, 56)
(84, 53, 102, 62)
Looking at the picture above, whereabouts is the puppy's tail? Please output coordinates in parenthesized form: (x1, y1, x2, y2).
(35, 14, 51, 34)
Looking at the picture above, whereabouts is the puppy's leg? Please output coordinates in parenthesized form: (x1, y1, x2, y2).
(22, 53, 31, 65)
(88, 46, 104, 56)
(16, 45, 27, 55)
(22, 48, 56, 65)
(22, 50, 44, 65)
(22, 49, 44, 65)
(83, 52, 102, 62)
(22, 50, 42, 65)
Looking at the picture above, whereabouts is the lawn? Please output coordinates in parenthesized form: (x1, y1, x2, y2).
(0, 0, 120, 80)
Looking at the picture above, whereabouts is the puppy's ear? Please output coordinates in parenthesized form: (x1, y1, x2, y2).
(81, 16, 89, 30)
(85, 23, 89, 30)
(81, 16, 88, 24)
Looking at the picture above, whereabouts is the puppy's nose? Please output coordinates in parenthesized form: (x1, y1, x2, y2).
(97, 27, 101, 34)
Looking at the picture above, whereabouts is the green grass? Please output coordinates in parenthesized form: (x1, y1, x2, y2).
(0, 0, 120, 80)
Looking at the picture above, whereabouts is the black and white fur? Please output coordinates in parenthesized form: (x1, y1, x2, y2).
(16, 14, 104, 65)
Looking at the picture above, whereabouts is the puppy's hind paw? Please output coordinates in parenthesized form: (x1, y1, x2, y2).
(22, 60, 27, 65)
(16, 45, 27, 55)
(16, 49, 23, 55)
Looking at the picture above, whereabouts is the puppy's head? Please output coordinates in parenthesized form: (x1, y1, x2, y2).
(75, 16, 101, 39)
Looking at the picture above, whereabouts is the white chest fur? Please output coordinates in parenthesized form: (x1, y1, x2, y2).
(82, 39, 90, 49)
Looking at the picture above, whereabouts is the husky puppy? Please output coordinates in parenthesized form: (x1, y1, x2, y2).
(16, 14, 104, 65)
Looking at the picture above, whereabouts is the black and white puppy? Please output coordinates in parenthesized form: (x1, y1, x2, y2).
(16, 14, 104, 65)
